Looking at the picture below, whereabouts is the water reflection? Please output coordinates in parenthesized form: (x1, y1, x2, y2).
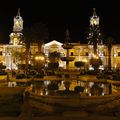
(30, 79, 110, 96)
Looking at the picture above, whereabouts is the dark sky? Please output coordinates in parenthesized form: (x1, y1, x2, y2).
(0, 0, 120, 44)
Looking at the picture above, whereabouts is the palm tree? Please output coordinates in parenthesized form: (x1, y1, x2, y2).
(87, 26, 102, 55)
(23, 27, 32, 73)
(87, 25, 103, 71)
(31, 22, 49, 52)
(106, 37, 113, 70)
(23, 28, 31, 62)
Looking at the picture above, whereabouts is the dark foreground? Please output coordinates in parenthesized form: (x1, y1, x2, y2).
(1, 87, 120, 120)
(0, 114, 120, 120)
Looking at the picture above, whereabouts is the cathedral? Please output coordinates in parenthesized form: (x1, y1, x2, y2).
(0, 8, 120, 70)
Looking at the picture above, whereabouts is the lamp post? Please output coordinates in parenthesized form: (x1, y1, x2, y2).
(34, 52, 46, 73)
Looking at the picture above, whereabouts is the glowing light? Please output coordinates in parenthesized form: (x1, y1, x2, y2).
(13, 37, 18, 45)
(84, 88, 89, 93)
(83, 59, 88, 63)
(99, 65, 104, 70)
(35, 56, 44, 61)
(102, 93, 104, 96)
(114, 53, 116, 57)
(89, 93, 91, 96)
(45, 91, 48, 95)
(92, 54, 99, 59)
(40, 91, 43, 95)
(16, 21, 20, 27)
(89, 65, 94, 70)
(93, 20, 97, 25)
(44, 40, 63, 47)
(35, 56, 39, 60)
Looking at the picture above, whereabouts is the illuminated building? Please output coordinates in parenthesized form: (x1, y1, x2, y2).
(0, 8, 120, 70)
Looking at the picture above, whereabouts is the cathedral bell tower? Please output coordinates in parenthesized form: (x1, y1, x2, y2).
(90, 8, 99, 26)
(9, 8, 23, 45)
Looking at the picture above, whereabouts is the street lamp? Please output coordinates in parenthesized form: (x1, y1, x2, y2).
(35, 56, 45, 61)
(34, 52, 46, 73)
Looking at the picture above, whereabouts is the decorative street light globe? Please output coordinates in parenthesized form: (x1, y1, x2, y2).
(34, 52, 46, 72)
(35, 55, 45, 61)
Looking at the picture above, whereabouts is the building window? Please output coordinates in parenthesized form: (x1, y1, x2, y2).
(71, 52, 74, 56)
(86, 52, 88, 56)
(118, 52, 120, 56)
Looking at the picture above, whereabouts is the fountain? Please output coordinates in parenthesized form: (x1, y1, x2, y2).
(25, 29, 120, 114)
(61, 29, 75, 70)
(58, 29, 77, 91)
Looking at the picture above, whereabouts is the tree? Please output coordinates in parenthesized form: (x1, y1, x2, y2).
(106, 37, 113, 70)
(87, 10, 103, 55)
(48, 51, 61, 71)
(12, 50, 25, 64)
(90, 83, 103, 96)
(75, 61, 85, 70)
(47, 81, 58, 95)
(47, 81, 58, 91)
(31, 22, 49, 52)
(48, 51, 61, 63)
(48, 62, 59, 70)
(23, 27, 32, 73)
(90, 57, 102, 71)
(23, 27, 31, 58)
(0, 63, 6, 72)
(74, 86, 84, 93)
(63, 80, 71, 91)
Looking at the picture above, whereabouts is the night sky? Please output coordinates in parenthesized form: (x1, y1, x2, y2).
(0, 0, 120, 44)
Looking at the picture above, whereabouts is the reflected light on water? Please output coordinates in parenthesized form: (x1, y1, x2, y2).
(45, 90, 48, 95)
(40, 91, 43, 95)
